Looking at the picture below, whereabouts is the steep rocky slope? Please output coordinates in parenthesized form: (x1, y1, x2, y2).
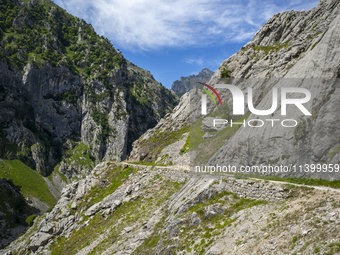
(2, 162, 340, 255)
(129, 92, 190, 165)
(131, 0, 340, 181)
(171, 68, 214, 96)
(205, 0, 340, 180)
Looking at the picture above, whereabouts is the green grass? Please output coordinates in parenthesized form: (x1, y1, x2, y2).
(77, 165, 136, 209)
(0, 159, 57, 207)
(180, 134, 190, 155)
(326, 242, 340, 254)
(220, 66, 232, 78)
(129, 162, 165, 166)
(252, 42, 291, 55)
(137, 125, 190, 161)
(63, 142, 95, 168)
(26, 214, 37, 227)
(311, 42, 319, 50)
(47, 165, 68, 184)
(173, 182, 186, 190)
(129, 161, 155, 165)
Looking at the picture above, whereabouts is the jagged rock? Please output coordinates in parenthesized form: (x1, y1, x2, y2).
(84, 203, 102, 216)
(125, 185, 133, 195)
(71, 201, 77, 210)
(130, 0, 340, 182)
(167, 218, 186, 238)
(30, 143, 47, 176)
(189, 212, 201, 227)
(123, 226, 134, 233)
(38, 220, 54, 234)
(28, 233, 54, 252)
(130, 92, 190, 162)
(171, 68, 214, 96)
(0, 0, 179, 181)
(206, 5, 340, 180)
(113, 200, 122, 207)
(204, 203, 225, 219)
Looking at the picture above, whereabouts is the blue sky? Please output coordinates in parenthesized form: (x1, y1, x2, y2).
(54, 0, 319, 89)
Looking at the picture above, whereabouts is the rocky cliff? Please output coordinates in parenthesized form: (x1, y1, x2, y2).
(0, 0, 178, 177)
(204, 0, 340, 180)
(0, 0, 177, 244)
(132, 0, 340, 180)
(171, 68, 214, 96)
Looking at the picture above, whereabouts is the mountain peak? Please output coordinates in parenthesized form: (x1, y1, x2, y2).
(171, 68, 214, 96)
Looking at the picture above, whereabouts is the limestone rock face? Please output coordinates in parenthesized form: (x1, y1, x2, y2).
(205, 0, 340, 180)
(171, 68, 214, 96)
(0, 50, 177, 179)
(131, 0, 340, 181)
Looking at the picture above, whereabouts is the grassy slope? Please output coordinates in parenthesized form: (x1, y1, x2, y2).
(0, 159, 57, 207)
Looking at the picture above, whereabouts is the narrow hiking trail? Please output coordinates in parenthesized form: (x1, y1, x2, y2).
(118, 161, 340, 194)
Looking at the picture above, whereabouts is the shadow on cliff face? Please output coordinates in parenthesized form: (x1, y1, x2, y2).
(0, 178, 38, 249)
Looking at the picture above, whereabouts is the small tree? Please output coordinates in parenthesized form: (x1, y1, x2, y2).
(220, 66, 232, 78)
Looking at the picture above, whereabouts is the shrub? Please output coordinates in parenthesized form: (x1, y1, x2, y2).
(292, 235, 297, 243)
(220, 67, 231, 78)
(26, 214, 37, 226)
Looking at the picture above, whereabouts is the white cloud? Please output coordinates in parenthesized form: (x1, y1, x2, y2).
(184, 57, 204, 65)
(55, 0, 318, 51)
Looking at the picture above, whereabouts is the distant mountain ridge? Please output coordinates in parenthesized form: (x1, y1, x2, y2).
(171, 68, 214, 96)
